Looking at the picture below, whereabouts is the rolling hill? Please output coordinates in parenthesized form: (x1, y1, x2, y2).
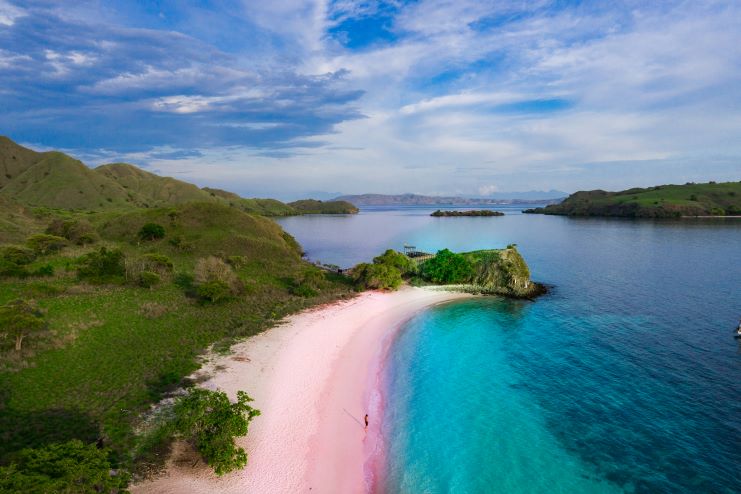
(524, 182, 741, 218)
(0, 136, 358, 216)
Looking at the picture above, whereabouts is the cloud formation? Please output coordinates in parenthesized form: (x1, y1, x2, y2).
(0, 0, 739, 198)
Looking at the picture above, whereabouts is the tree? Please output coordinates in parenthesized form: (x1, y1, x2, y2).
(138, 223, 165, 241)
(421, 249, 474, 284)
(173, 388, 260, 476)
(0, 299, 46, 351)
(26, 234, 67, 256)
(352, 263, 403, 290)
(194, 257, 242, 302)
(0, 440, 129, 494)
(372, 249, 415, 275)
(76, 247, 125, 283)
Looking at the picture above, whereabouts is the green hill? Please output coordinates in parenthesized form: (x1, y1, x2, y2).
(288, 199, 359, 214)
(525, 181, 741, 218)
(0, 137, 350, 216)
(96, 163, 218, 207)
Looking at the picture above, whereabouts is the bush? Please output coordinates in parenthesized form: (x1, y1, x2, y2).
(33, 264, 55, 277)
(710, 207, 725, 216)
(0, 259, 29, 278)
(77, 247, 125, 283)
(46, 218, 98, 245)
(25, 234, 67, 255)
(373, 249, 415, 275)
(421, 249, 474, 284)
(138, 271, 161, 289)
(352, 263, 403, 290)
(0, 440, 128, 494)
(197, 280, 232, 303)
(0, 246, 36, 265)
(143, 253, 174, 272)
(0, 299, 46, 351)
(173, 388, 260, 476)
(138, 223, 165, 241)
(194, 257, 242, 302)
(226, 255, 247, 269)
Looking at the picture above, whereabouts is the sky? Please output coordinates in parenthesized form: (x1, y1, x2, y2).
(0, 0, 740, 200)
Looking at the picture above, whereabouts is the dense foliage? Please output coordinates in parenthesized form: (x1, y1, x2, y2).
(0, 299, 46, 351)
(26, 234, 67, 255)
(421, 249, 474, 283)
(351, 262, 403, 290)
(76, 247, 126, 282)
(173, 389, 260, 476)
(372, 249, 415, 275)
(0, 440, 129, 494)
(138, 223, 165, 241)
(287, 199, 359, 214)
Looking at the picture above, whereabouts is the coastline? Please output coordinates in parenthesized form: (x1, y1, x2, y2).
(131, 286, 471, 494)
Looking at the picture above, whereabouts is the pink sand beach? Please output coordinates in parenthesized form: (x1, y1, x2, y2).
(132, 287, 470, 494)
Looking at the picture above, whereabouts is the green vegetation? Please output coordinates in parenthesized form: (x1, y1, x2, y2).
(0, 187, 355, 487)
(287, 199, 359, 214)
(351, 263, 403, 290)
(172, 389, 260, 476)
(0, 136, 355, 219)
(138, 223, 165, 241)
(420, 248, 474, 283)
(431, 209, 504, 217)
(0, 440, 129, 494)
(525, 181, 741, 218)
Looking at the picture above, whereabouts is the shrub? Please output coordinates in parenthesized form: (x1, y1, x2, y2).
(26, 234, 67, 255)
(0, 299, 46, 351)
(173, 272, 195, 290)
(77, 247, 125, 283)
(226, 255, 247, 269)
(142, 253, 174, 273)
(689, 194, 698, 201)
(373, 249, 415, 275)
(33, 264, 55, 277)
(421, 249, 474, 284)
(138, 223, 166, 241)
(139, 271, 161, 289)
(352, 263, 403, 290)
(173, 388, 260, 476)
(194, 257, 242, 302)
(0, 245, 36, 265)
(46, 218, 98, 245)
(125, 253, 173, 284)
(710, 207, 725, 216)
(0, 440, 128, 494)
(0, 259, 29, 278)
(197, 280, 232, 303)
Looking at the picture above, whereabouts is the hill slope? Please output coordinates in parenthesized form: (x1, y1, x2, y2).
(525, 182, 741, 218)
(288, 199, 359, 214)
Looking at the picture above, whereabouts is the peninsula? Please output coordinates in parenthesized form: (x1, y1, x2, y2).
(524, 181, 741, 218)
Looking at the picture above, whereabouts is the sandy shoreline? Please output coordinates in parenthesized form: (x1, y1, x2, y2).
(132, 287, 470, 494)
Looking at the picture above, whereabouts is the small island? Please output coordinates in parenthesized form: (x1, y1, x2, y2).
(431, 209, 504, 217)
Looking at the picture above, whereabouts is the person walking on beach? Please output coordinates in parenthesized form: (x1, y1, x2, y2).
(364, 414, 369, 429)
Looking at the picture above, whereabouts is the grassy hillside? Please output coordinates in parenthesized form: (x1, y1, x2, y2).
(525, 181, 741, 218)
(203, 189, 297, 216)
(0, 201, 355, 482)
(0, 197, 44, 244)
(96, 163, 218, 207)
(0, 152, 134, 210)
(288, 199, 359, 214)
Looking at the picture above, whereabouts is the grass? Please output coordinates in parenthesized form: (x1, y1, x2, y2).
(0, 201, 355, 477)
(527, 181, 741, 217)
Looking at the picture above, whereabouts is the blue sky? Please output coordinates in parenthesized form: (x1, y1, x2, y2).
(0, 0, 739, 199)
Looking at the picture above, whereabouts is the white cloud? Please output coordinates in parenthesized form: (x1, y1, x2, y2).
(0, 0, 24, 26)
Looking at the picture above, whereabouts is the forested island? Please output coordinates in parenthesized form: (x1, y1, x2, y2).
(431, 209, 504, 217)
(0, 136, 542, 491)
(524, 181, 741, 218)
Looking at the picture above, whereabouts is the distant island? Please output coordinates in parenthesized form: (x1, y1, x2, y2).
(334, 192, 563, 206)
(524, 181, 741, 218)
(431, 209, 504, 217)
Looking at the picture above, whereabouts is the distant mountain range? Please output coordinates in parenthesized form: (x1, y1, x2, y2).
(333, 193, 565, 206)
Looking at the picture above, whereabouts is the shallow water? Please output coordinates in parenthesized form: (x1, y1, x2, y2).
(277, 208, 741, 493)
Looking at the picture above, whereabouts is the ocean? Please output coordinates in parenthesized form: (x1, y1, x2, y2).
(277, 207, 741, 493)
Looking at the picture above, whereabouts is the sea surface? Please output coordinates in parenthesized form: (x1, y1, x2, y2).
(277, 207, 741, 493)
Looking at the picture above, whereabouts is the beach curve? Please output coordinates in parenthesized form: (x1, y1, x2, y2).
(131, 286, 471, 494)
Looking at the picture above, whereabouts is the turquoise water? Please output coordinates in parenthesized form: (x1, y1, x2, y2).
(277, 208, 741, 493)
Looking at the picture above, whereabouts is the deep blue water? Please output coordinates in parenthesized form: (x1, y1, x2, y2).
(277, 208, 741, 493)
